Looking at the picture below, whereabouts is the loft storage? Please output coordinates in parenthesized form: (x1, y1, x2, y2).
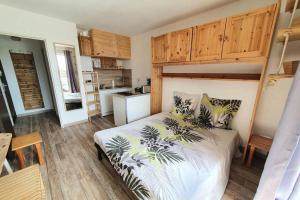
(161, 73, 261, 81)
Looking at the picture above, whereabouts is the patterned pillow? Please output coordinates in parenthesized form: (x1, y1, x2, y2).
(171, 92, 199, 122)
(196, 94, 241, 129)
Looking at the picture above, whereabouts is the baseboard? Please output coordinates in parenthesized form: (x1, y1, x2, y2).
(17, 109, 54, 118)
(61, 119, 89, 128)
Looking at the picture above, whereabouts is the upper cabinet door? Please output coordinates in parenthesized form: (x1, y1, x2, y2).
(90, 29, 118, 58)
(166, 28, 193, 62)
(222, 4, 276, 59)
(78, 36, 92, 56)
(152, 34, 167, 63)
(116, 35, 131, 59)
(191, 19, 226, 61)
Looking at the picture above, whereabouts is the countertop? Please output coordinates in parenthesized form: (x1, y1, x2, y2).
(113, 92, 151, 99)
(99, 87, 132, 92)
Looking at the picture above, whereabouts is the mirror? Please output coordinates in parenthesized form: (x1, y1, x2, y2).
(54, 43, 82, 111)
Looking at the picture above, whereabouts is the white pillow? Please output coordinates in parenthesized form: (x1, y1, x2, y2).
(170, 91, 200, 121)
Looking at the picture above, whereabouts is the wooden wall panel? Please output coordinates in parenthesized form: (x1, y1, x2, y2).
(150, 65, 163, 114)
(10, 53, 44, 110)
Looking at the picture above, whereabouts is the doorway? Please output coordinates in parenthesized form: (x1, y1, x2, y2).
(0, 34, 59, 132)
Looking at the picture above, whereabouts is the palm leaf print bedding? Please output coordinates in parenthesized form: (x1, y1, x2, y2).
(94, 112, 239, 200)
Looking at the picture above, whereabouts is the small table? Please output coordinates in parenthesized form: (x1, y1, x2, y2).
(246, 134, 273, 167)
(0, 164, 46, 200)
(0, 133, 13, 174)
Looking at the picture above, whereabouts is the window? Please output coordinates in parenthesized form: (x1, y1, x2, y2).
(56, 53, 70, 92)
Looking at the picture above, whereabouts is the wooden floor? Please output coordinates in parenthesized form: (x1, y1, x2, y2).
(2, 112, 264, 200)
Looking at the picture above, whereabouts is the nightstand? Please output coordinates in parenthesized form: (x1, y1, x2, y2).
(246, 134, 273, 167)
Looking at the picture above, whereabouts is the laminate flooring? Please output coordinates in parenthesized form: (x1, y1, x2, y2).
(2, 112, 265, 200)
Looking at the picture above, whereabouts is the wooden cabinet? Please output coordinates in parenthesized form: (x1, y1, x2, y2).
(78, 36, 92, 56)
(151, 34, 167, 63)
(90, 29, 118, 58)
(166, 28, 193, 62)
(222, 5, 276, 59)
(191, 19, 226, 61)
(89, 29, 131, 59)
(116, 35, 131, 59)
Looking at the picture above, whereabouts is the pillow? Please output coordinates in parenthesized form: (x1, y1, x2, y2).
(196, 94, 241, 129)
(171, 91, 199, 122)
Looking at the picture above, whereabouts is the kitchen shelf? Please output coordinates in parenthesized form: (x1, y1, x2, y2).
(87, 100, 100, 106)
(161, 73, 261, 81)
(86, 91, 99, 95)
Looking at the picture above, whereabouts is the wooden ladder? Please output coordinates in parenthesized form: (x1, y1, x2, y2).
(82, 71, 101, 121)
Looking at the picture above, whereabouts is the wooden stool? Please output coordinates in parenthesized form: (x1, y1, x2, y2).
(246, 134, 272, 167)
(12, 132, 45, 169)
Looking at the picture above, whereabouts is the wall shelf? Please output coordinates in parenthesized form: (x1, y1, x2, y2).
(285, 0, 300, 12)
(161, 73, 261, 81)
(277, 26, 300, 42)
(268, 74, 294, 80)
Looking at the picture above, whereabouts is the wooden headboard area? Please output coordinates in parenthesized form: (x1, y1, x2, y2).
(162, 78, 258, 144)
(150, 1, 280, 161)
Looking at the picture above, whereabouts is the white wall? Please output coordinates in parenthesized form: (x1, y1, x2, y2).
(0, 4, 88, 127)
(0, 35, 54, 116)
(127, 0, 300, 140)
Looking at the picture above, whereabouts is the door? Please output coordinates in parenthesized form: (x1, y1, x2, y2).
(166, 28, 193, 62)
(0, 60, 16, 122)
(90, 29, 118, 58)
(151, 34, 167, 63)
(10, 52, 44, 110)
(116, 35, 131, 59)
(222, 4, 276, 59)
(191, 19, 226, 61)
(0, 82, 15, 136)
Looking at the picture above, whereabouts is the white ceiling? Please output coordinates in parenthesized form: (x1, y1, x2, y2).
(0, 0, 237, 35)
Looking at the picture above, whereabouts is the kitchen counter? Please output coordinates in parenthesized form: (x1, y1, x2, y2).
(113, 92, 150, 98)
(99, 87, 132, 116)
(113, 92, 150, 126)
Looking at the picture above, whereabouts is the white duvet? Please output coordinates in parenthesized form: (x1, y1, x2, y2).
(94, 112, 239, 200)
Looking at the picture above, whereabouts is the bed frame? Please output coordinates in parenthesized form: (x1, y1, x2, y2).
(150, 1, 280, 163)
(94, 143, 137, 200)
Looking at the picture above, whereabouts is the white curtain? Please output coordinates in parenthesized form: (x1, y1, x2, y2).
(255, 67, 300, 200)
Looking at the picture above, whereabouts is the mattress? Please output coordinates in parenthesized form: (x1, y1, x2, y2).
(94, 112, 239, 200)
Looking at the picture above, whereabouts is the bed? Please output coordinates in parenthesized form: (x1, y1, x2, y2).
(94, 112, 239, 200)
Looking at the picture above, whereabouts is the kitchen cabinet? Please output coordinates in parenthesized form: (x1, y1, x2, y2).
(222, 4, 276, 59)
(89, 29, 131, 59)
(151, 34, 167, 63)
(166, 28, 193, 62)
(99, 87, 132, 116)
(151, 4, 276, 64)
(191, 19, 226, 61)
(90, 29, 118, 58)
(113, 93, 150, 126)
(116, 35, 131, 59)
(78, 36, 92, 56)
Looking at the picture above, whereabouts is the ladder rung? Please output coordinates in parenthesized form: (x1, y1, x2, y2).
(87, 100, 100, 106)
